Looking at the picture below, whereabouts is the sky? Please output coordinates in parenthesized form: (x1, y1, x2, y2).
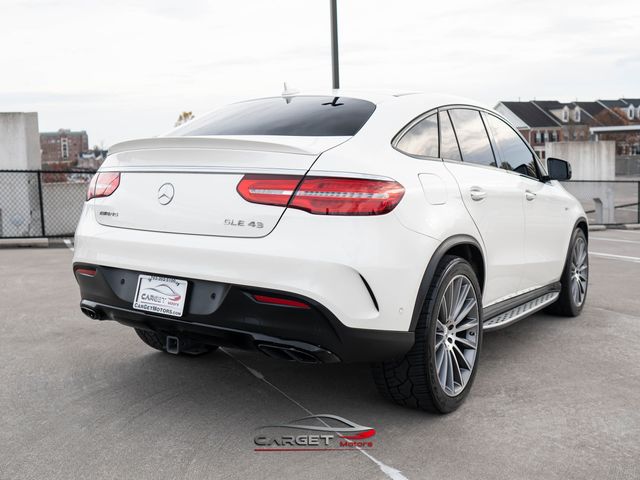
(1, 0, 639, 147)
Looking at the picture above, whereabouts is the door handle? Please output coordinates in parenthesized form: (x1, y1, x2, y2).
(470, 187, 487, 201)
(525, 190, 537, 201)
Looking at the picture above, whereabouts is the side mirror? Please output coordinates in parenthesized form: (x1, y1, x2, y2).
(546, 157, 572, 181)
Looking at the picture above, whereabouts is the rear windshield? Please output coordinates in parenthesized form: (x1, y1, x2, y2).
(170, 96, 376, 137)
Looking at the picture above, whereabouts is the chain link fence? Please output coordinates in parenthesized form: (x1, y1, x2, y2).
(0, 170, 95, 238)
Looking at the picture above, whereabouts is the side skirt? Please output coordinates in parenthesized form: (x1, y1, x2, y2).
(483, 283, 561, 332)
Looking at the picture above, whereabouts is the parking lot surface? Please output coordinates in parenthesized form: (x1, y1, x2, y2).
(1, 229, 639, 480)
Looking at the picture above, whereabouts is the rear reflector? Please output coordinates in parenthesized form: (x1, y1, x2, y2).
(75, 267, 97, 277)
(252, 294, 311, 309)
(87, 172, 120, 201)
(237, 175, 404, 215)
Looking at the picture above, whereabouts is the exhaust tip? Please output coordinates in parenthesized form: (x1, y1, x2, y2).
(257, 344, 320, 364)
(80, 306, 102, 320)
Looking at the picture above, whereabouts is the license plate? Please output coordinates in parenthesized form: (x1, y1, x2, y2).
(133, 275, 188, 317)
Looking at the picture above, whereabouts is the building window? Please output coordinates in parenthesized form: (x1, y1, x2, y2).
(61, 138, 69, 159)
(535, 131, 541, 143)
(573, 108, 581, 123)
(628, 105, 635, 120)
(543, 131, 549, 142)
(552, 131, 558, 142)
(562, 106, 569, 122)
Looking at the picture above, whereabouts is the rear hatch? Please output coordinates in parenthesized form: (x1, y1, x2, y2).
(93, 136, 348, 237)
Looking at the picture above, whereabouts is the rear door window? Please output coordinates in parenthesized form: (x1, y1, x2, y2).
(483, 113, 539, 179)
(395, 114, 439, 158)
(448, 109, 497, 167)
(170, 96, 376, 137)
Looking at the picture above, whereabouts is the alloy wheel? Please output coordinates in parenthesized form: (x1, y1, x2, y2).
(434, 275, 480, 397)
(570, 236, 588, 307)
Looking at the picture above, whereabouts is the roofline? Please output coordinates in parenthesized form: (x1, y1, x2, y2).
(530, 101, 562, 126)
(596, 100, 626, 121)
(40, 130, 88, 135)
(494, 102, 531, 128)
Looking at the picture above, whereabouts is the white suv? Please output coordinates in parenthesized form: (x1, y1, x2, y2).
(73, 91, 588, 413)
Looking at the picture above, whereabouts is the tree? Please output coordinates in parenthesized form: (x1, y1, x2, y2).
(175, 111, 195, 127)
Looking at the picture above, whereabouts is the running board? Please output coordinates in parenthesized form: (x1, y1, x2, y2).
(483, 292, 559, 331)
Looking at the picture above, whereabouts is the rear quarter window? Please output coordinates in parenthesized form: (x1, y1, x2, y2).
(169, 96, 376, 137)
(395, 114, 439, 158)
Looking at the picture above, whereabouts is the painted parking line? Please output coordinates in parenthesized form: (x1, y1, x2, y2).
(63, 239, 74, 252)
(589, 251, 640, 263)
(590, 236, 640, 245)
(221, 349, 408, 480)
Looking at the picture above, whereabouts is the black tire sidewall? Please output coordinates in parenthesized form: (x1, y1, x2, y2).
(562, 228, 589, 316)
(422, 257, 483, 413)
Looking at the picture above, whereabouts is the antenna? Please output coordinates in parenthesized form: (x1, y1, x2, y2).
(282, 82, 300, 103)
(330, 0, 340, 89)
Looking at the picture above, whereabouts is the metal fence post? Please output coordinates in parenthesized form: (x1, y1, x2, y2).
(637, 181, 640, 225)
(36, 171, 45, 236)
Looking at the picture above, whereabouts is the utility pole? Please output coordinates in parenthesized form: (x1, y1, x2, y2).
(330, 0, 340, 89)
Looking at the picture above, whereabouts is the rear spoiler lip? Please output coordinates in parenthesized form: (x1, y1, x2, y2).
(107, 135, 352, 157)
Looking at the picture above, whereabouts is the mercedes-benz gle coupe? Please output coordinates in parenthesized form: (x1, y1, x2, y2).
(73, 91, 588, 413)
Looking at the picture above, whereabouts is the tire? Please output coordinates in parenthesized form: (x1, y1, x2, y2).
(546, 227, 588, 317)
(134, 328, 218, 356)
(372, 255, 483, 413)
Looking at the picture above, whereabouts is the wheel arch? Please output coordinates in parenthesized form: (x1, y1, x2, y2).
(575, 217, 588, 242)
(409, 234, 485, 332)
(559, 216, 589, 277)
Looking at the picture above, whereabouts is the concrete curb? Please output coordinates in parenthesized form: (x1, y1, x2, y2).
(0, 238, 50, 248)
(589, 224, 640, 231)
(0, 238, 73, 249)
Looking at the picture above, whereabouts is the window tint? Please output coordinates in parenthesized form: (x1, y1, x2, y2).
(484, 114, 539, 179)
(170, 96, 376, 137)
(439, 111, 461, 161)
(448, 109, 496, 167)
(396, 114, 438, 157)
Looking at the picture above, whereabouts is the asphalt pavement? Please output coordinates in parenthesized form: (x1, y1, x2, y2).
(0, 229, 639, 480)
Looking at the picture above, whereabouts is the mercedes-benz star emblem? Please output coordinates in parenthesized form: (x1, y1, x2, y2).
(157, 183, 175, 205)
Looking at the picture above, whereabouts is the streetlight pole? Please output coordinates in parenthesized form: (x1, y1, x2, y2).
(330, 0, 340, 89)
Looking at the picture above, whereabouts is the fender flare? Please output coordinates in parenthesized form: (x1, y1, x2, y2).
(409, 234, 485, 332)
(573, 216, 589, 241)
(559, 217, 589, 278)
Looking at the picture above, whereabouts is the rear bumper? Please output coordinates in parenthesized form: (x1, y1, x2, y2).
(73, 203, 439, 332)
(74, 265, 414, 363)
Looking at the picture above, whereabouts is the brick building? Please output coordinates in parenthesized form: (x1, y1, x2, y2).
(40, 129, 89, 167)
(495, 98, 640, 158)
(593, 99, 640, 155)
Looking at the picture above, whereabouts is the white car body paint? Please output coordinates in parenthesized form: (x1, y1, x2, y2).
(74, 90, 586, 334)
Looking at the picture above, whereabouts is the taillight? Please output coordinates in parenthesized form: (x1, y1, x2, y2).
(237, 175, 404, 215)
(74, 267, 97, 277)
(252, 294, 310, 309)
(87, 172, 120, 201)
(236, 175, 302, 208)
